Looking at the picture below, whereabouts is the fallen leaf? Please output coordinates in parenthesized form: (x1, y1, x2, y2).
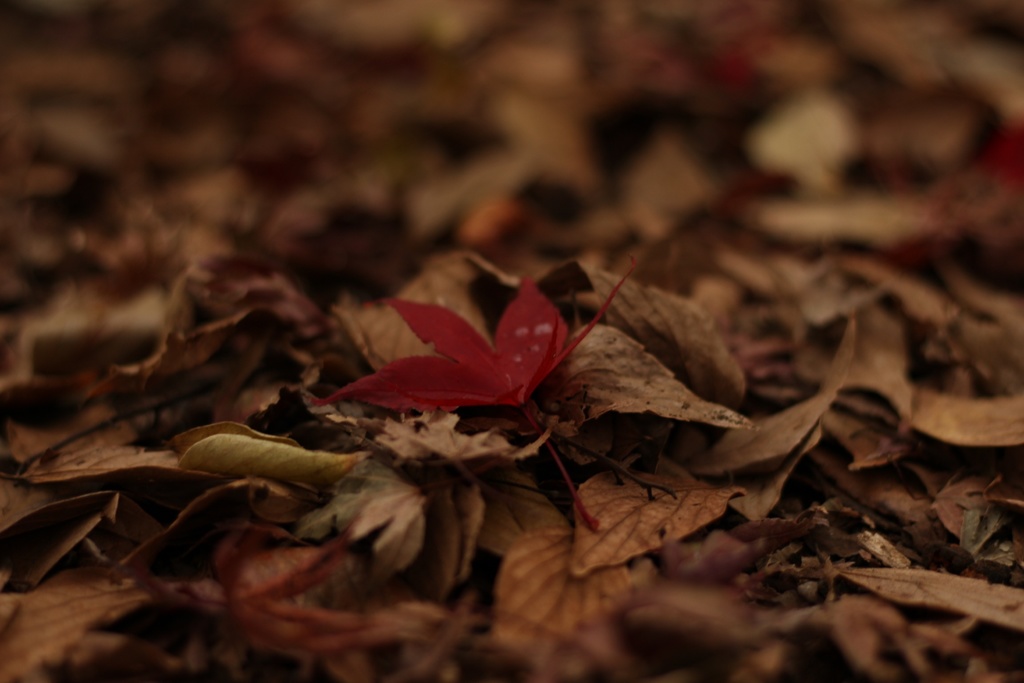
(492, 525, 630, 643)
(745, 89, 858, 194)
(405, 482, 484, 601)
(377, 411, 544, 463)
(825, 595, 976, 683)
(0, 568, 150, 683)
(570, 473, 742, 577)
(746, 194, 926, 247)
(24, 287, 167, 375)
(620, 127, 714, 221)
(541, 325, 750, 429)
(174, 423, 360, 485)
(911, 389, 1024, 447)
(932, 473, 990, 540)
(294, 459, 427, 584)
(5, 402, 138, 463)
(845, 303, 913, 420)
(544, 260, 746, 409)
(92, 312, 247, 394)
(478, 467, 568, 556)
(840, 567, 1024, 633)
(0, 491, 119, 587)
(688, 321, 855, 476)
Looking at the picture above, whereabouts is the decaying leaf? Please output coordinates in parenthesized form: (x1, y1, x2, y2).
(173, 422, 360, 485)
(294, 460, 427, 584)
(546, 260, 746, 409)
(478, 467, 568, 556)
(404, 482, 484, 601)
(841, 567, 1024, 634)
(541, 325, 750, 429)
(492, 525, 631, 643)
(0, 569, 150, 683)
(911, 389, 1024, 447)
(688, 321, 855, 476)
(377, 411, 545, 463)
(570, 473, 742, 577)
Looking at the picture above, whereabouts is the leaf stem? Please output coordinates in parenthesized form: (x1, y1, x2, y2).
(520, 406, 600, 531)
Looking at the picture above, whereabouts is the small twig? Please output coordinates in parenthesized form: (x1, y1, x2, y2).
(19, 378, 220, 473)
(565, 439, 678, 499)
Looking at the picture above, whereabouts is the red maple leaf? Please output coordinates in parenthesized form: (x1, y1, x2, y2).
(315, 259, 636, 528)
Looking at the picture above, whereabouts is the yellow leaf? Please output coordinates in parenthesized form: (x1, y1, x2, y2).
(178, 433, 359, 485)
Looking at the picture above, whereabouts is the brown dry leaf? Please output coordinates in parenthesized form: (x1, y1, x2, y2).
(940, 261, 1024, 395)
(839, 254, 957, 328)
(377, 412, 544, 463)
(745, 89, 858, 195)
(824, 595, 976, 683)
(542, 325, 750, 430)
(406, 149, 536, 243)
(23, 287, 167, 376)
(728, 426, 821, 521)
(0, 568, 150, 683)
(490, 87, 599, 195)
(405, 482, 484, 601)
(5, 402, 137, 464)
(688, 321, 855, 476)
(570, 472, 742, 577)
(745, 194, 927, 247)
(932, 473, 990, 539)
(0, 491, 118, 588)
(92, 312, 246, 394)
(129, 478, 320, 565)
(294, 459, 427, 584)
(553, 261, 746, 410)
(175, 423, 360, 485)
(492, 525, 631, 643)
(840, 567, 1024, 633)
(620, 127, 714, 222)
(812, 449, 944, 550)
(478, 467, 568, 556)
(845, 303, 913, 420)
(911, 389, 1024, 447)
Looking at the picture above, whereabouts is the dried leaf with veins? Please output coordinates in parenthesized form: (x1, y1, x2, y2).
(840, 567, 1024, 634)
(294, 460, 426, 584)
(492, 526, 630, 643)
(539, 325, 750, 429)
(543, 260, 745, 409)
(570, 472, 743, 577)
(377, 411, 545, 462)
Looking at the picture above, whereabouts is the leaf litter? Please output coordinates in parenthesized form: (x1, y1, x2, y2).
(3, 2, 1024, 681)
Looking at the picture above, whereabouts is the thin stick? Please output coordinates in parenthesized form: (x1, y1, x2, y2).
(565, 440, 677, 499)
(520, 407, 600, 531)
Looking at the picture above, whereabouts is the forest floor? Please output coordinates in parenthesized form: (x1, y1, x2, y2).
(4, 1, 1024, 682)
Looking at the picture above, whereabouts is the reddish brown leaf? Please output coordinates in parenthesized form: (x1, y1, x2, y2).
(570, 473, 743, 576)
